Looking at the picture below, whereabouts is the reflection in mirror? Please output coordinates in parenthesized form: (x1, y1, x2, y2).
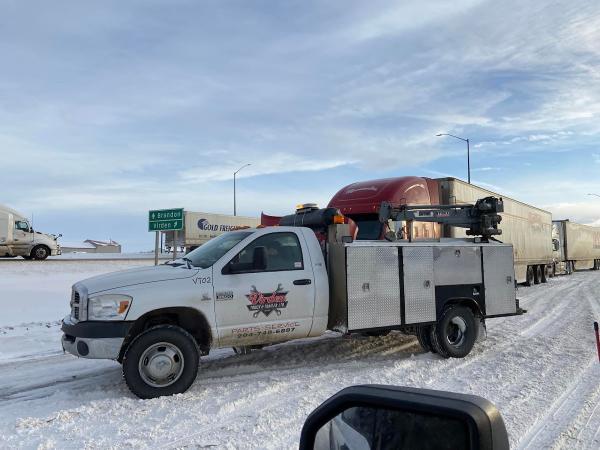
(314, 406, 470, 450)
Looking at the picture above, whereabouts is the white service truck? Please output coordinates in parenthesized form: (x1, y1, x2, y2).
(62, 199, 523, 399)
(0, 204, 61, 260)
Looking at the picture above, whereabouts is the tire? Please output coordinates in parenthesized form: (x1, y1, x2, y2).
(232, 346, 251, 355)
(416, 326, 436, 353)
(533, 265, 542, 284)
(566, 261, 573, 275)
(550, 263, 556, 277)
(525, 266, 534, 286)
(30, 245, 50, 260)
(430, 306, 477, 358)
(122, 325, 199, 399)
(540, 265, 548, 283)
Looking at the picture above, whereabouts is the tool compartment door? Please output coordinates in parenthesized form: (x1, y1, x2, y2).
(403, 246, 436, 324)
(483, 245, 517, 316)
(346, 246, 401, 330)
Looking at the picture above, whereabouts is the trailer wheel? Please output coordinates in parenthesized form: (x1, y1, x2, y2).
(430, 306, 477, 358)
(533, 265, 542, 284)
(30, 245, 50, 260)
(550, 263, 556, 277)
(525, 266, 534, 286)
(540, 265, 548, 283)
(122, 325, 199, 399)
(416, 326, 436, 353)
(566, 261, 573, 275)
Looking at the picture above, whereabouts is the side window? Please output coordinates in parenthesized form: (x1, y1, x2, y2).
(232, 232, 304, 272)
(15, 221, 29, 231)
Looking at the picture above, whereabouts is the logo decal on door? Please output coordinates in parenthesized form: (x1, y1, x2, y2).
(246, 284, 288, 317)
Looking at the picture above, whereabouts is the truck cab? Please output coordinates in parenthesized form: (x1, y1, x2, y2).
(0, 204, 61, 260)
(62, 226, 329, 398)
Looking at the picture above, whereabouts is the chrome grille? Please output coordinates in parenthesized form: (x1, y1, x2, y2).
(71, 289, 81, 320)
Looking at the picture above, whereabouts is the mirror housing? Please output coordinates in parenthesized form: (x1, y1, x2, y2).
(299, 385, 509, 450)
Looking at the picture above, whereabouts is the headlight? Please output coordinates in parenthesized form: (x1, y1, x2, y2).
(87, 294, 132, 320)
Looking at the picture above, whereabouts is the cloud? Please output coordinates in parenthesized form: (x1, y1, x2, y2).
(2, 0, 600, 249)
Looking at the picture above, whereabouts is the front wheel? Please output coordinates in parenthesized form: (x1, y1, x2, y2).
(123, 325, 199, 399)
(430, 306, 477, 358)
(30, 245, 50, 260)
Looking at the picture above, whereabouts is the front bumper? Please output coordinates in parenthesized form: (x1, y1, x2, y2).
(61, 316, 133, 360)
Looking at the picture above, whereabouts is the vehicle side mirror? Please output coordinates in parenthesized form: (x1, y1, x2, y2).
(252, 246, 267, 271)
(552, 239, 559, 252)
(300, 385, 509, 450)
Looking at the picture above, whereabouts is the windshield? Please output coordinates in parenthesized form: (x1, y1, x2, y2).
(354, 218, 383, 240)
(184, 230, 253, 268)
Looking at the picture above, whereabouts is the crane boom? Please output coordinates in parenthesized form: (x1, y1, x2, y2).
(378, 196, 504, 241)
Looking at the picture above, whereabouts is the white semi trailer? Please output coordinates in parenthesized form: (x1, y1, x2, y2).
(0, 204, 61, 260)
(165, 211, 260, 252)
(552, 220, 600, 274)
(436, 178, 553, 286)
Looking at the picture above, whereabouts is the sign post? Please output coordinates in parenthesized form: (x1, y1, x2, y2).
(154, 231, 159, 266)
(148, 208, 184, 265)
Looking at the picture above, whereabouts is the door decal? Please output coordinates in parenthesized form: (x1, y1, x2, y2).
(246, 284, 288, 317)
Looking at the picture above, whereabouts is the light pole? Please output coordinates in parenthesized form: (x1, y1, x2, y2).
(233, 163, 251, 216)
(436, 133, 471, 184)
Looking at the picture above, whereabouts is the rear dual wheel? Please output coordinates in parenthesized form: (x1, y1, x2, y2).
(429, 306, 477, 358)
(416, 326, 436, 353)
(525, 266, 534, 286)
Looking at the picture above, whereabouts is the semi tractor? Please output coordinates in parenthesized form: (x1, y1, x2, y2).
(61, 197, 523, 398)
(164, 211, 260, 252)
(328, 177, 554, 286)
(552, 220, 600, 274)
(0, 204, 61, 260)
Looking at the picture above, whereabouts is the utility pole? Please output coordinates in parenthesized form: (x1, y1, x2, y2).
(437, 133, 471, 184)
(233, 163, 251, 216)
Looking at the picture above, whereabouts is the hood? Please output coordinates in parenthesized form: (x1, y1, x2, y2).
(79, 264, 200, 295)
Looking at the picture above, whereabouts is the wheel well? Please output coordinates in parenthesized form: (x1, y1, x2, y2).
(439, 298, 483, 319)
(118, 307, 212, 362)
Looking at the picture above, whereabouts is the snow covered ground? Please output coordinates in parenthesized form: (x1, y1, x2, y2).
(0, 261, 599, 449)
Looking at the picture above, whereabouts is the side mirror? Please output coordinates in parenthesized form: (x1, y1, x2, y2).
(300, 385, 509, 450)
(552, 239, 560, 252)
(252, 246, 267, 271)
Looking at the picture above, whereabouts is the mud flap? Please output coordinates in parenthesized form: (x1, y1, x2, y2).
(476, 318, 487, 342)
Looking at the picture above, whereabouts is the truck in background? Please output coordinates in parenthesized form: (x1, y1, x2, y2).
(328, 176, 554, 286)
(165, 211, 260, 252)
(0, 204, 61, 260)
(552, 220, 600, 274)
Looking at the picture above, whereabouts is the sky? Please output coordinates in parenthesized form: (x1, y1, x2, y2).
(1, 0, 600, 251)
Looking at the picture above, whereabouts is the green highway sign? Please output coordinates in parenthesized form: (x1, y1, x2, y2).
(148, 208, 184, 232)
